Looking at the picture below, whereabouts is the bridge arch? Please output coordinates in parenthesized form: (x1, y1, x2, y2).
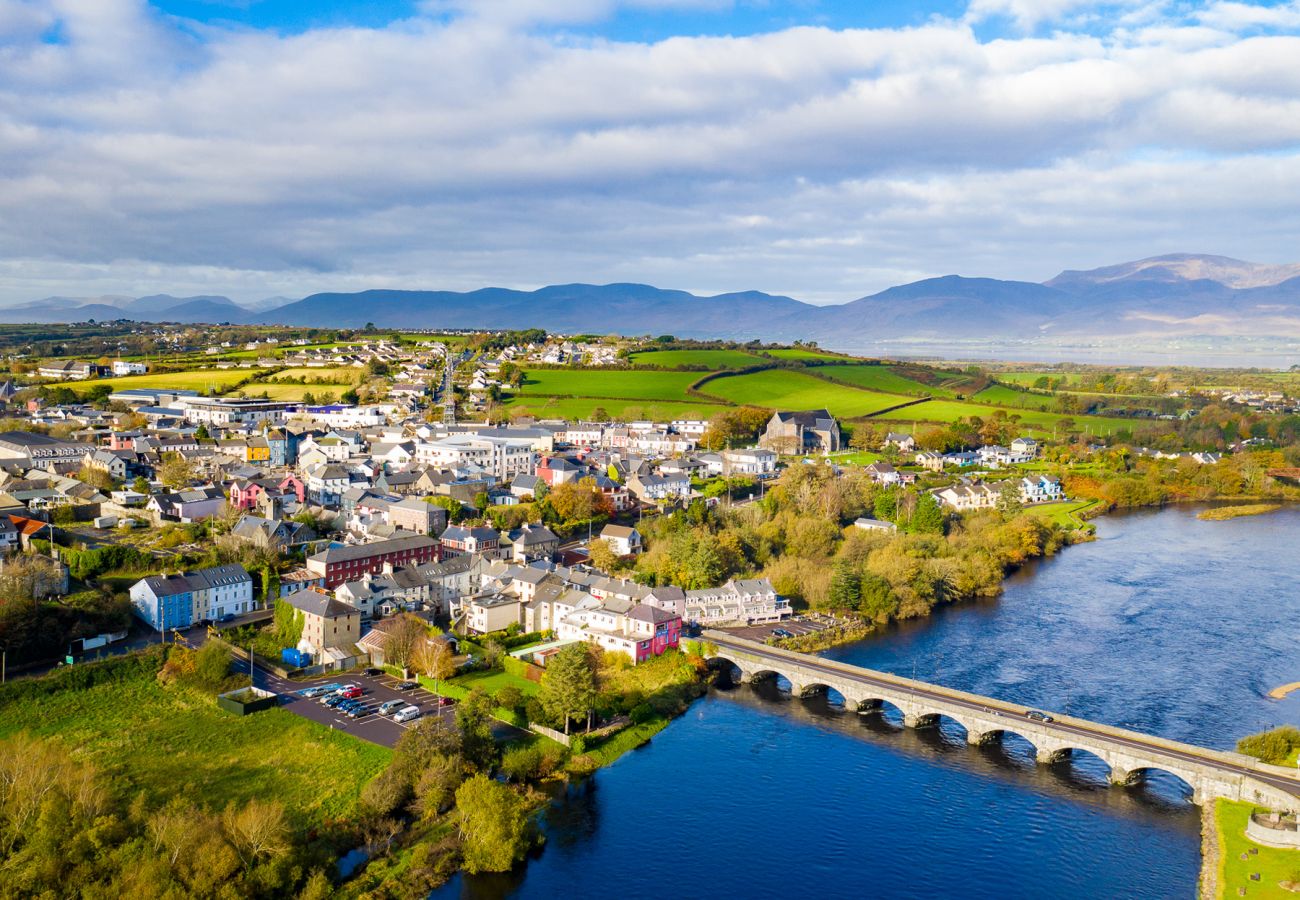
(1120, 766, 1197, 802)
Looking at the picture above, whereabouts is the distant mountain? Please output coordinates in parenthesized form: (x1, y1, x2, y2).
(6, 254, 1300, 341)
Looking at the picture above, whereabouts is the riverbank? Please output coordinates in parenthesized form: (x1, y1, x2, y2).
(1210, 800, 1300, 899)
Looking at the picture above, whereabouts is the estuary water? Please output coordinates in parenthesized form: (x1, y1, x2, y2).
(441, 505, 1300, 899)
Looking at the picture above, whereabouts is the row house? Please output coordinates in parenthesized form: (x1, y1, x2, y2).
(1019, 475, 1064, 504)
(305, 534, 441, 588)
(935, 482, 998, 511)
(129, 564, 253, 631)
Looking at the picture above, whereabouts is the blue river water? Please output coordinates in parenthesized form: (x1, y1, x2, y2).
(440, 505, 1300, 899)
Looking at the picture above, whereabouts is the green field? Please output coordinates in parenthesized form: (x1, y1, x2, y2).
(269, 366, 365, 383)
(1025, 498, 1101, 528)
(0, 664, 390, 821)
(700, 369, 908, 418)
(450, 668, 540, 697)
(872, 398, 1136, 435)
(994, 371, 1087, 387)
(1216, 800, 1300, 899)
(764, 347, 850, 360)
(971, 383, 1057, 409)
(504, 396, 725, 421)
(818, 364, 942, 397)
(64, 369, 266, 396)
(517, 369, 702, 401)
(628, 348, 761, 369)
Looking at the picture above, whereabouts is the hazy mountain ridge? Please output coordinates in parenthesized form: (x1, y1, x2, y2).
(8, 254, 1300, 341)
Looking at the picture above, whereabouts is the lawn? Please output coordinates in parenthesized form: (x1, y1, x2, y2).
(0, 661, 390, 823)
(1216, 800, 1300, 899)
(516, 368, 703, 401)
(503, 396, 725, 422)
(64, 369, 265, 396)
(449, 668, 539, 697)
(266, 366, 365, 383)
(871, 398, 1136, 436)
(245, 382, 355, 400)
(1024, 498, 1101, 528)
(817, 364, 942, 397)
(699, 369, 907, 418)
(628, 348, 761, 369)
(764, 347, 852, 360)
(972, 383, 1053, 409)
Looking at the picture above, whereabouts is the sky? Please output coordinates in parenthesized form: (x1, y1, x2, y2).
(2, 1, 1300, 307)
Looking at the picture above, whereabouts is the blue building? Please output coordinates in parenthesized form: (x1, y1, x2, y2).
(129, 573, 194, 632)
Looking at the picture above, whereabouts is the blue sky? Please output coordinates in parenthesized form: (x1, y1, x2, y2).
(1, 0, 1299, 306)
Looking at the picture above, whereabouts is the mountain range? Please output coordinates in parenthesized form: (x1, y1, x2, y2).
(8, 254, 1300, 344)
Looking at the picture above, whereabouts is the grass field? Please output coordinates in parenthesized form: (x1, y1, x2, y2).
(267, 366, 365, 383)
(1025, 499, 1101, 528)
(64, 369, 265, 396)
(972, 383, 1057, 409)
(994, 371, 1086, 387)
(700, 369, 907, 418)
(628, 348, 761, 369)
(517, 369, 702, 401)
(817, 364, 942, 397)
(243, 382, 355, 400)
(449, 668, 540, 697)
(1216, 800, 1300, 899)
(872, 398, 1135, 435)
(764, 347, 851, 360)
(504, 396, 726, 421)
(0, 666, 390, 822)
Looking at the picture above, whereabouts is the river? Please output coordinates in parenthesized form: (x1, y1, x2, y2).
(440, 505, 1300, 899)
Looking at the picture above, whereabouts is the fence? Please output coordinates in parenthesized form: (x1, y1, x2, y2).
(529, 723, 571, 747)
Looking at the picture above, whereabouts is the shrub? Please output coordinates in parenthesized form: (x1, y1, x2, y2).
(495, 686, 524, 712)
(499, 745, 543, 782)
(1237, 726, 1300, 764)
(629, 702, 656, 724)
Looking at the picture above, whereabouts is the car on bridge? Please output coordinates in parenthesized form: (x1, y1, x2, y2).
(1025, 710, 1055, 723)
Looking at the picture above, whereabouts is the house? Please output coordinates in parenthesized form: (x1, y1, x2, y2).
(916, 451, 946, 472)
(1019, 475, 1064, 504)
(440, 524, 501, 559)
(38, 360, 101, 380)
(935, 483, 999, 510)
(146, 486, 226, 522)
(884, 432, 916, 452)
(599, 524, 642, 556)
(720, 447, 778, 476)
(536, 455, 586, 487)
(681, 579, 789, 626)
(626, 472, 691, 504)
(0, 431, 87, 465)
(129, 563, 253, 631)
(229, 515, 315, 552)
(303, 463, 351, 505)
(112, 360, 148, 376)
(503, 522, 560, 561)
(282, 588, 362, 657)
(386, 497, 448, 535)
(305, 534, 440, 588)
(1010, 437, 1039, 458)
(760, 409, 841, 454)
(864, 461, 902, 485)
(465, 592, 523, 634)
(853, 517, 898, 533)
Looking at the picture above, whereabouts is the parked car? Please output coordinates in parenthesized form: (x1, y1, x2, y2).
(395, 680, 419, 692)
(378, 699, 405, 716)
(393, 705, 421, 723)
(345, 703, 367, 718)
(339, 685, 364, 699)
(436, 696, 455, 707)
(218, 613, 236, 623)
(771, 628, 793, 638)
(362, 667, 382, 677)
(323, 695, 346, 708)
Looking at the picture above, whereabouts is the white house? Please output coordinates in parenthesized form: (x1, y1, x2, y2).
(112, 360, 148, 376)
(721, 447, 778, 476)
(1019, 475, 1064, 504)
(599, 524, 643, 556)
(935, 483, 999, 511)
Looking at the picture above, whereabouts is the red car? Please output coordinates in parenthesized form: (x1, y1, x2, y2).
(436, 696, 455, 707)
(339, 685, 364, 699)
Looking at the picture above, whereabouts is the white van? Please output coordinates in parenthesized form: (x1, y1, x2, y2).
(393, 705, 421, 723)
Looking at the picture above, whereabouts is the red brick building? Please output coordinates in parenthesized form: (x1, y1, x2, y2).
(305, 535, 439, 588)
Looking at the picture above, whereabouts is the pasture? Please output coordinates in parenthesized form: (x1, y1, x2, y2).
(871, 398, 1136, 435)
(268, 366, 365, 383)
(64, 369, 264, 396)
(516, 369, 702, 401)
(817, 364, 942, 397)
(699, 369, 907, 418)
(764, 347, 850, 360)
(503, 396, 726, 422)
(243, 383, 354, 401)
(628, 348, 761, 369)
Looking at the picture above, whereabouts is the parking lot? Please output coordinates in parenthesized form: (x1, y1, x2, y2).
(254, 666, 458, 748)
(721, 614, 842, 643)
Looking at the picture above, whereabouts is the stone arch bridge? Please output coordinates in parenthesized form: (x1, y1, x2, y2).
(704, 631, 1300, 810)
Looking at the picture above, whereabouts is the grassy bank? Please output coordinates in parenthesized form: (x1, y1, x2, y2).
(0, 649, 390, 820)
(1213, 800, 1300, 898)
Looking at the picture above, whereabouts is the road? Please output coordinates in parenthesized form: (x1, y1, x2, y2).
(708, 632, 1300, 801)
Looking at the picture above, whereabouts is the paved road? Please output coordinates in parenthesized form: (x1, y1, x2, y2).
(708, 632, 1300, 801)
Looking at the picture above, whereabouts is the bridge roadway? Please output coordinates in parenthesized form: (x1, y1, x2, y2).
(704, 631, 1300, 810)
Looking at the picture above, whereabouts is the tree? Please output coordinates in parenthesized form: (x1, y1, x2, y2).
(158, 452, 198, 490)
(827, 561, 861, 610)
(132, 475, 151, 495)
(909, 493, 945, 534)
(996, 478, 1024, 519)
(538, 642, 597, 734)
(272, 598, 304, 648)
(194, 423, 210, 441)
(192, 641, 233, 690)
(454, 774, 531, 873)
(384, 613, 428, 678)
(547, 478, 611, 523)
(221, 799, 289, 871)
(589, 405, 610, 422)
(413, 637, 455, 695)
(455, 688, 498, 769)
(587, 538, 618, 573)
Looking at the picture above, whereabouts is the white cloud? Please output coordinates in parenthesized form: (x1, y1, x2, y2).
(1198, 2, 1300, 30)
(0, 0, 1297, 304)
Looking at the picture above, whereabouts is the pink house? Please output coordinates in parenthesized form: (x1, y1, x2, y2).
(627, 605, 682, 663)
(229, 479, 267, 511)
(278, 474, 307, 503)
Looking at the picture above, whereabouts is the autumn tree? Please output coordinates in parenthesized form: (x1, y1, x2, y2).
(454, 774, 532, 873)
(158, 452, 198, 490)
(413, 637, 456, 695)
(384, 613, 428, 678)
